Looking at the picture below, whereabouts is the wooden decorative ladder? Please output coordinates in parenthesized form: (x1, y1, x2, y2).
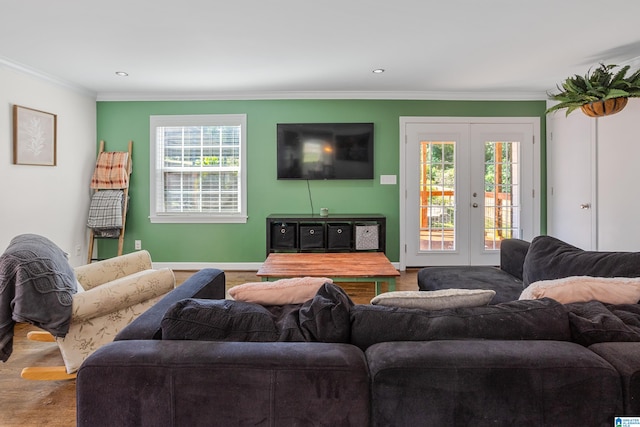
(87, 140, 133, 263)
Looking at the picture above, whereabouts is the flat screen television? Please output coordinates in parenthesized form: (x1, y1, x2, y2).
(277, 123, 374, 180)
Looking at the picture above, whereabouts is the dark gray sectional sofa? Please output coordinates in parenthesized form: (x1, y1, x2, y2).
(76, 236, 640, 426)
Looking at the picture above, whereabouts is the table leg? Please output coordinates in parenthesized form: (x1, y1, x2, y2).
(387, 277, 396, 292)
(374, 278, 396, 295)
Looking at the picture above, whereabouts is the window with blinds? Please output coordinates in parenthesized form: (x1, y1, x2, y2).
(149, 114, 247, 223)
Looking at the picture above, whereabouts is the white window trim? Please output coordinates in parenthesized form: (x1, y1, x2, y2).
(149, 114, 248, 224)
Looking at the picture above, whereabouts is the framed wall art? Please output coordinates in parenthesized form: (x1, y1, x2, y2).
(13, 104, 57, 166)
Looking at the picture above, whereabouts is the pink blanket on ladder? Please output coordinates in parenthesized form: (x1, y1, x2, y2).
(90, 152, 130, 189)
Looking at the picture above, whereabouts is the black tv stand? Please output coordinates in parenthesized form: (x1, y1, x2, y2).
(266, 214, 386, 255)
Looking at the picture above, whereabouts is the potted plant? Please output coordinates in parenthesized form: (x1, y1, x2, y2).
(546, 63, 640, 117)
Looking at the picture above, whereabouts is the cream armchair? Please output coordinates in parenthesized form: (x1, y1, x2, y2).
(21, 250, 175, 380)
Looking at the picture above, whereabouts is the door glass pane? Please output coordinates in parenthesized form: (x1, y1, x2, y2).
(483, 141, 519, 250)
(419, 141, 455, 251)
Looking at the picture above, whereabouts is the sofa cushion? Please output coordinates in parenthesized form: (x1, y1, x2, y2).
(589, 342, 640, 415)
(115, 268, 226, 341)
(350, 298, 570, 350)
(77, 341, 371, 427)
(520, 276, 640, 304)
(566, 301, 640, 346)
(269, 282, 354, 343)
(161, 298, 279, 342)
(366, 340, 622, 426)
(371, 289, 495, 310)
(417, 266, 523, 304)
(499, 238, 530, 280)
(522, 235, 640, 286)
(228, 277, 332, 305)
(161, 283, 353, 343)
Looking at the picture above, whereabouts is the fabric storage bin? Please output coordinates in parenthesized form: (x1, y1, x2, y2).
(327, 223, 352, 250)
(270, 222, 297, 250)
(299, 223, 324, 250)
(355, 223, 379, 250)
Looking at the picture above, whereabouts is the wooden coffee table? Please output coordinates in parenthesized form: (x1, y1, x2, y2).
(257, 252, 399, 295)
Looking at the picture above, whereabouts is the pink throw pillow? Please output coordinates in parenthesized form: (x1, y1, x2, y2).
(228, 277, 333, 305)
(519, 276, 640, 304)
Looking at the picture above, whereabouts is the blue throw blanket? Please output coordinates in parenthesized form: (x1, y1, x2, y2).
(0, 234, 77, 362)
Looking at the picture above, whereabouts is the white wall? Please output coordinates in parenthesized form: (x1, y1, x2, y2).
(0, 65, 96, 267)
(547, 98, 640, 252)
(596, 99, 640, 251)
(546, 108, 597, 250)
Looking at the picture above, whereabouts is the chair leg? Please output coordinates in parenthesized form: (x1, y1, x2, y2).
(26, 331, 56, 342)
(21, 366, 76, 381)
(22, 330, 75, 380)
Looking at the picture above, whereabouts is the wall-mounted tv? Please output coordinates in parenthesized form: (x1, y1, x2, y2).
(277, 123, 374, 180)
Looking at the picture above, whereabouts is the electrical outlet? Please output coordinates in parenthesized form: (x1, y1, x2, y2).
(134, 240, 142, 250)
(75, 245, 82, 257)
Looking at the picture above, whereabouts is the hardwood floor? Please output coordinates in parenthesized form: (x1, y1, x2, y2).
(0, 269, 419, 426)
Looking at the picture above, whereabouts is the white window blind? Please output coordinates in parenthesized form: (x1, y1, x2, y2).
(150, 114, 247, 223)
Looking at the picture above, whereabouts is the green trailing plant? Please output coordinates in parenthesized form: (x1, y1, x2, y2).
(546, 63, 640, 115)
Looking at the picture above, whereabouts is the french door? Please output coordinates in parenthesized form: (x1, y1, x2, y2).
(400, 117, 540, 268)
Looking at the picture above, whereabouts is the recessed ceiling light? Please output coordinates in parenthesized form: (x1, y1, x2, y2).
(372, 69, 385, 74)
(115, 71, 129, 77)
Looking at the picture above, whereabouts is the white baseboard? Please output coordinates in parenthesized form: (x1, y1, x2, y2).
(153, 261, 401, 271)
(152, 262, 264, 271)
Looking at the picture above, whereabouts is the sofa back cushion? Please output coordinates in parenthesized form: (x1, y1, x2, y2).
(499, 238, 530, 280)
(523, 235, 640, 286)
(350, 298, 570, 350)
(566, 301, 640, 346)
(161, 282, 353, 343)
(272, 282, 353, 343)
(162, 298, 279, 342)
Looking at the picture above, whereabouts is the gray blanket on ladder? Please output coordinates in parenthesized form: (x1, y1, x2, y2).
(0, 234, 77, 362)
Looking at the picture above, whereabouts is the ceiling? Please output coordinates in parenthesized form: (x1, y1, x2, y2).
(2, 0, 640, 101)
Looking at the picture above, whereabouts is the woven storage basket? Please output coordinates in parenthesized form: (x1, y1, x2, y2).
(355, 223, 379, 250)
(581, 97, 628, 117)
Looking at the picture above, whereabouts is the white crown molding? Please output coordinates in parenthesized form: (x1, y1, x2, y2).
(0, 56, 547, 102)
(97, 90, 548, 102)
(0, 56, 97, 98)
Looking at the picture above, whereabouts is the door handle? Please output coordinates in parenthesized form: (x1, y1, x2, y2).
(472, 203, 479, 208)
(580, 203, 591, 210)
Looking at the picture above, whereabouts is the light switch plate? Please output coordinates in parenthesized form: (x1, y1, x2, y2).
(380, 175, 397, 185)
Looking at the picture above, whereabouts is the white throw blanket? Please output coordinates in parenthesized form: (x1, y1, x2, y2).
(87, 190, 124, 230)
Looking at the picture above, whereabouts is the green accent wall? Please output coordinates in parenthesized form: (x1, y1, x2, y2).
(96, 99, 547, 263)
